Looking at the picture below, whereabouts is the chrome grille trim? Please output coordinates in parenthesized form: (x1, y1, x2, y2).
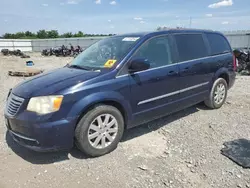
(6, 93, 24, 116)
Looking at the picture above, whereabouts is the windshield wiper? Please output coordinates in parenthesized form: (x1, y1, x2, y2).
(66, 64, 91, 70)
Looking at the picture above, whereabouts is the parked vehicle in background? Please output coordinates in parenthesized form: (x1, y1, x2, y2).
(73, 45, 83, 58)
(233, 49, 250, 74)
(4, 29, 236, 157)
(41, 45, 83, 57)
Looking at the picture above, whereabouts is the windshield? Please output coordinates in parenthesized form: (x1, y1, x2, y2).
(71, 36, 140, 69)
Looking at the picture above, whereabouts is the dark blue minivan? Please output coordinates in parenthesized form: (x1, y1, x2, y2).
(4, 29, 236, 157)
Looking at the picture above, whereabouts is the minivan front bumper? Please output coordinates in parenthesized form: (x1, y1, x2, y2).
(5, 113, 77, 152)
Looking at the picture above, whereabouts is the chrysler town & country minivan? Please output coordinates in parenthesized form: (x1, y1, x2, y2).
(4, 29, 236, 156)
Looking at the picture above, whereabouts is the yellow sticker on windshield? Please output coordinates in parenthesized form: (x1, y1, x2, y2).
(104, 59, 117, 68)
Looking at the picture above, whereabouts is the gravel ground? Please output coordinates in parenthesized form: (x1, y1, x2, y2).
(1, 53, 250, 188)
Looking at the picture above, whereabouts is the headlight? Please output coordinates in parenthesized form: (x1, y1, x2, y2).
(27, 95, 63, 114)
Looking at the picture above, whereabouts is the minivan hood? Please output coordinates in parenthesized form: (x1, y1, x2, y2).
(12, 67, 101, 98)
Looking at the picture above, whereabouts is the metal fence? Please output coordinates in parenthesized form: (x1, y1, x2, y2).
(224, 30, 250, 49)
(0, 31, 250, 52)
(0, 39, 32, 51)
(0, 37, 105, 52)
(31, 37, 106, 52)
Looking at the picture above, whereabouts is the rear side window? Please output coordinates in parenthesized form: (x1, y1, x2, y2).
(206, 33, 231, 55)
(174, 34, 208, 62)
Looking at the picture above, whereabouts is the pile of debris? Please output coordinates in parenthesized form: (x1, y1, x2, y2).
(42, 44, 83, 58)
(8, 68, 43, 77)
(8, 61, 43, 77)
(1, 49, 30, 58)
(234, 49, 250, 75)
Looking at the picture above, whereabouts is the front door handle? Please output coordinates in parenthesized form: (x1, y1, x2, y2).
(168, 70, 178, 75)
(150, 77, 161, 82)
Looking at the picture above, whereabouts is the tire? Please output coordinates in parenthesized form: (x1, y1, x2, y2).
(75, 105, 124, 157)
(204, 78, 228, 109)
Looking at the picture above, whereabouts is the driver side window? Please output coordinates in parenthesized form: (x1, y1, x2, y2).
(132, 35, 173, 69)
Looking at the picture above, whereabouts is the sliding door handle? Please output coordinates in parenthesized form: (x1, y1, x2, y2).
(181, 67, 190, 73)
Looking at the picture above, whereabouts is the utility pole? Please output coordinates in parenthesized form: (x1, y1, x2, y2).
(247, 33, 250, 50)
(189, 17, 192, 28)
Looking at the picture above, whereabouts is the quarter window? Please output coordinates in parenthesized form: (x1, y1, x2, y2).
(174, 34, 208, 62)
(206, 33, 231, 55)
(132, 36, 173, 69)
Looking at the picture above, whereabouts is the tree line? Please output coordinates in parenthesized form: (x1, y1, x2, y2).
(2, 30, 114, 39)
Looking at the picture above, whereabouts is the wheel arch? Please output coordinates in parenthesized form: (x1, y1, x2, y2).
(67, 92, 132, 129)
(214, 68, 230, 86)
(218, 73, 229, 86)
(77, 100, 128, 128)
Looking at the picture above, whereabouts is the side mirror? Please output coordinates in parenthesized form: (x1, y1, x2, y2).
(128, 58, 150, 73)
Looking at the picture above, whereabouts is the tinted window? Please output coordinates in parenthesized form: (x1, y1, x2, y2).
(132, 36, 173, 68)
(174, 34, 208, 62)
(206, 33, 231, 55)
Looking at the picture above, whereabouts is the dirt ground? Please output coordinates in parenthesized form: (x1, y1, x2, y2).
(1, 53, 250, 188)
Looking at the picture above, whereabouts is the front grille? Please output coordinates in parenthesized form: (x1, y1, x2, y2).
(6, 93, 24, 116)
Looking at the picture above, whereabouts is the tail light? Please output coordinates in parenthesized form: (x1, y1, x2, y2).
(233, 54, 237, 71)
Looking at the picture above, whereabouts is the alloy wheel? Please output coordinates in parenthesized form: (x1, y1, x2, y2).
(87, 114, 118, 149)
(214, 83, 226, 105)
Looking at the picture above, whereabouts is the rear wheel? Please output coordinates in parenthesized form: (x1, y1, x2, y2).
(75, 105, 124, 157)
(204, 78, 228, 109)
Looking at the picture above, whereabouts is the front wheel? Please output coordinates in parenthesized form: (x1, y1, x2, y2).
(204, 78, 228, 109)
(75, 105, 124, 157)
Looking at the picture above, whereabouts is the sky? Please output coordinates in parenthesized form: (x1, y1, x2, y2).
(0, 0, 250, 35)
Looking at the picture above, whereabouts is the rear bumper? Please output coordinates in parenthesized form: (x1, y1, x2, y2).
(4, 113, 77, 152)
(228, 71, 236, 89)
